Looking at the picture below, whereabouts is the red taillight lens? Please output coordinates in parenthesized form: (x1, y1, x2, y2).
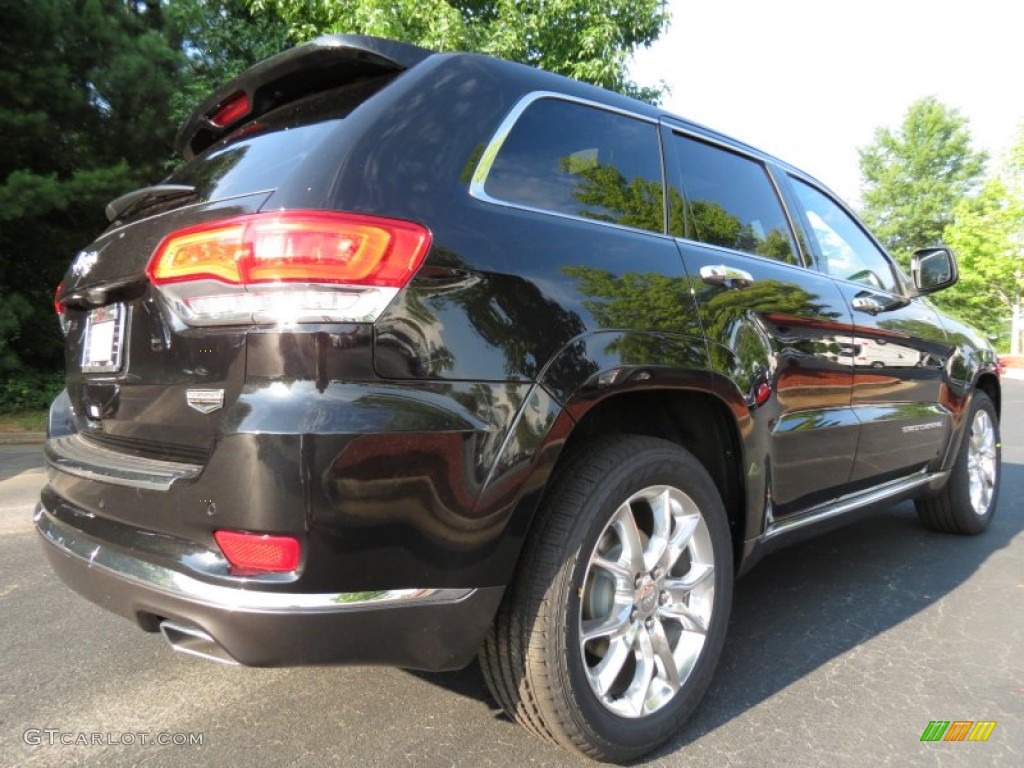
(147, 211, 431, 326)
(208, 91, 250, 128)
(214, 530, 301, 573)
(54, 281, 64, 315)
(147, 211, 430, 288)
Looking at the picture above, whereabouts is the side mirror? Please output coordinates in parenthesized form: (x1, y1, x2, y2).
(910, 247, 958, 294)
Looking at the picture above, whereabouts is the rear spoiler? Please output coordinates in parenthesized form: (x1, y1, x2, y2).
(175, 34, 432, 161)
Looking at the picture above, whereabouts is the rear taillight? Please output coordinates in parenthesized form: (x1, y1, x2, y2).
(214, 530, 301, 573)
(54, 281, 70, 335)
(146, 211, 431, 326)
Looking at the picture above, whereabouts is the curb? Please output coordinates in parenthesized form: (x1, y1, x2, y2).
(0, 432, 46, 445)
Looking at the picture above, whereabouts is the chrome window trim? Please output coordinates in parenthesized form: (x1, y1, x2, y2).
(671, 236, 823, 275)
(468, 90, 670, 240)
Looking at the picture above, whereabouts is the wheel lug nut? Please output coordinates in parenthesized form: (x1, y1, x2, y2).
(651, 567, 663, 580)
(645, 617, 655, 630)
(630, 608, 639, 622)
(634, 575, 644, 588)
(659, 591, 669, 605)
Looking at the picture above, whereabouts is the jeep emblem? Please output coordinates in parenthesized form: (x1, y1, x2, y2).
(186, 389, 224, 414)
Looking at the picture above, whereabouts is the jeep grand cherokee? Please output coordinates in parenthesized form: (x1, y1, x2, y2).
(38, 34, 1001, 762)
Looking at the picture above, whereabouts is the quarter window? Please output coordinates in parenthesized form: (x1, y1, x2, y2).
(790, 178, 899, 293)
(672, 135, 798, 264)
(480, 98, 664, 234)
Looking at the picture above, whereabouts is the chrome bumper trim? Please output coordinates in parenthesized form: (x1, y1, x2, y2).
(34, 505, 473, 612)
(45, 434, 202, 491)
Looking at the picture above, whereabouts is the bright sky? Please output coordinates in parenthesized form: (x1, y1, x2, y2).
(629, 0, 1024, 208)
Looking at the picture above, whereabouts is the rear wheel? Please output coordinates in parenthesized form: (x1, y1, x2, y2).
(479, 436, 733, 762)
(916, 391, 1000, 534)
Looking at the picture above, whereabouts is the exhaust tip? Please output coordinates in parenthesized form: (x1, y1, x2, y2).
(160, 620, 239, 665)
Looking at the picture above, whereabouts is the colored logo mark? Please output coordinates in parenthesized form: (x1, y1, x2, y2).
(920, 721, 997, 742)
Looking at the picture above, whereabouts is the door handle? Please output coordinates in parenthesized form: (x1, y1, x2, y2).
(700, 265, 754, 289)
(851, 295, 884, 315)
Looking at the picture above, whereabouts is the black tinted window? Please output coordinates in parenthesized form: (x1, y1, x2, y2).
(170, 122, 339, 201)
(168, 78, 393, 203)
(482, 99, 664, 233)
(790, 178, 899, 293)
(672, 135, 797, 263)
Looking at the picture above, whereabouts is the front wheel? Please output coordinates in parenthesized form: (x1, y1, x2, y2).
(479, 436, 733, 762)
(916, 391, 1000, 534)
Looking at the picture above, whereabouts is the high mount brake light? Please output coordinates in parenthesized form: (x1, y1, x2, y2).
(208, 91, 251, 128)
(146, 211, 431, 326)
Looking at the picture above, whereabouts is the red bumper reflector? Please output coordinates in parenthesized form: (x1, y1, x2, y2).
(214, 530, 301, 572)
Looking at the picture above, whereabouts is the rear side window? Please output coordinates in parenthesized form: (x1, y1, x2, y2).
(480, 98, 664, 233)
(671, 134, 797, 264)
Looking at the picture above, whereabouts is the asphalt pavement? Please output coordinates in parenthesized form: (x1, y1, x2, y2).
(1, 383, 1022, 767)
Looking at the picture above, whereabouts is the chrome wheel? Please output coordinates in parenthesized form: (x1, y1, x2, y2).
(579, 485, 715, 718)
(967, 408, 997, 515)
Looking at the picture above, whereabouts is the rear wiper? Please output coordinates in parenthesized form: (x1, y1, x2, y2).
(105, 184, 196, 223)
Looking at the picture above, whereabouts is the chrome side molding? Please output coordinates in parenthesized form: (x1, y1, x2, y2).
(761, 470, 949, 540)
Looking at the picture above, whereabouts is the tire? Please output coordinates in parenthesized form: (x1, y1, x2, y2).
(479, 435, 733, 762)
(916, 391, 1000, 534)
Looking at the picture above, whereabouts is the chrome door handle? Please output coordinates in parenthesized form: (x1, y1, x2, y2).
(851, 295, 884, 315)
(699, 264, 754, 289)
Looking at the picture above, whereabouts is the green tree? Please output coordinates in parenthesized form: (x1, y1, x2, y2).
(165, 0, 292, 127)
(943, 130, 1024, 353)
(859, 97, 987, 265)
(0, 0, 184, 374)
(247, 0, 669, 101)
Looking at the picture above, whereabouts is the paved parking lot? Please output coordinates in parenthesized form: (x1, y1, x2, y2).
(1, 382, 1022, 767)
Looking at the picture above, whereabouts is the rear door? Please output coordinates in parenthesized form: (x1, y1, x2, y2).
(781, 175, 953, 485)
(662, 125, 858, 519)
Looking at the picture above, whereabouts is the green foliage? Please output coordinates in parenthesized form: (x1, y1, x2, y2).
(941, 135, 1024, 352)
(567, 162, 664, 231)
(859, 97, 987, 265)
(165, 0, 292, 129)
(247, 0, 669, 101)
(0, 0, 185, 372)
(0, 370, 64, 413)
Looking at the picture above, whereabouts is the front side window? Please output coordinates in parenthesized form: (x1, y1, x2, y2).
(672, 135, 798, 264)
(480, 98, 664, 234)
(790, 178, 899, 293)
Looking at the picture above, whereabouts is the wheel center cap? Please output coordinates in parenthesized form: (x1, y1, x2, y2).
(637, 581, 658, 614)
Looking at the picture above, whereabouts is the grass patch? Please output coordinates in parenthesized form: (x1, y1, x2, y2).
(0, 409, 48, 432)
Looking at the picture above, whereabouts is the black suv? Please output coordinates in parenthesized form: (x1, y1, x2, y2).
(38, 35, 1001, 762)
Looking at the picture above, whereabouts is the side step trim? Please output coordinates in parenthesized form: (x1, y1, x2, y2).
(762, 470, 949, 541)
(45, 434, 202, 491)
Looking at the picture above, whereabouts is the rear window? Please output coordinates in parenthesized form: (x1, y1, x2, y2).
(479, 98, 665, 234)
(169, 121, 338, 202)
(166, 76, 396, 203)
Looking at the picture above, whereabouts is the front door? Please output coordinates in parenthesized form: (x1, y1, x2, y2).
(783, 176, 953, 486)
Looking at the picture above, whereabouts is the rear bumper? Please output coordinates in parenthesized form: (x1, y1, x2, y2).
(35, 503, 502, 670)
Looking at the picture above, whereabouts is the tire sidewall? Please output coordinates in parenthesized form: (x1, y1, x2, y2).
(545, 442, 733, 759)
(951, 392, 1001, 531)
